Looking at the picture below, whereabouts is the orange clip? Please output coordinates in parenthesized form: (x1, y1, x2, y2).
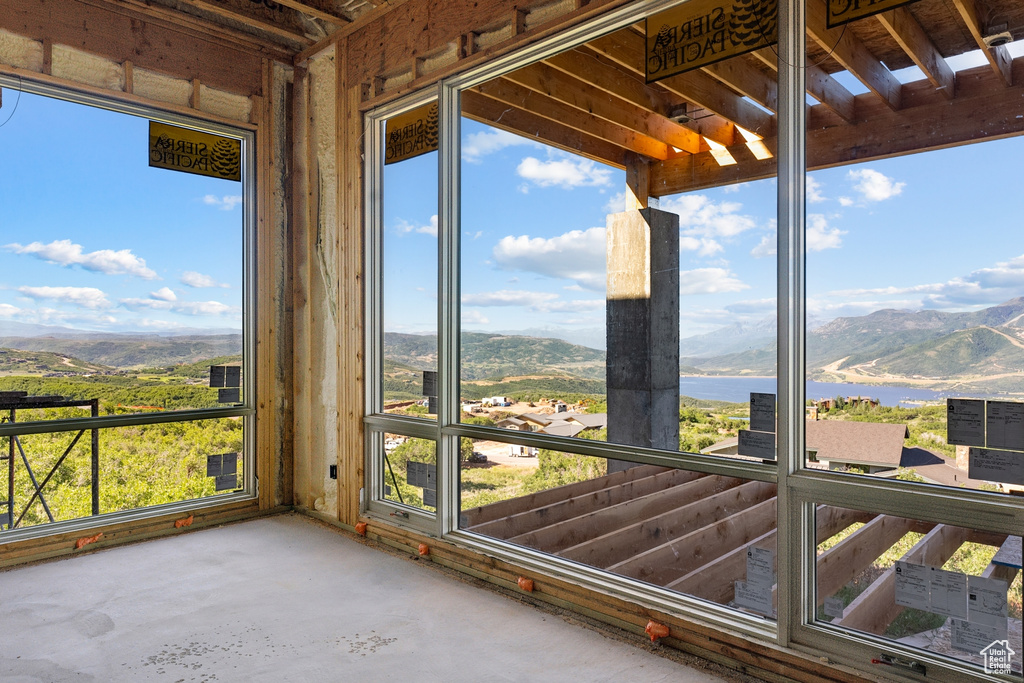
(418, 543, 430, 557)
(517, 576, 534, 592)
(75, 532, 103, 550)
(355, 521, 367, 536)
(174, 514, 194, 528)
(644, 620, 670, 642)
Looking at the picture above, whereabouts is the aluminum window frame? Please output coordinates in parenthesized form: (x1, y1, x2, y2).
(0, 74, 258, 542)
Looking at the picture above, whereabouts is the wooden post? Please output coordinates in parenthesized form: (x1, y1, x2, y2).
(625, 152, 650, 210)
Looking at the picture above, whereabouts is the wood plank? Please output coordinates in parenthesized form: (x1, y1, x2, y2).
(586, 31, 776, 139)
(805, 0, 902, 111)
(836, 524, 970, 635)
(544, 46, 672, 117)
(4, 0, 266, 96)
(506, 61, 701, 154)
(608, 497, 778, 586)
(460, 462, 665, 527)
(951, 0, 1013, 87)
(815, 514, 914, 607)
(509, 474, 743, 554)
(668, 505, 872, 603)
(468, 469, 705, 540)
(559, 479, 774, 569)
(702, 56, 778, 114)
(172, 0, 314, 45)
(271, 0, 351, 26)
(471, 77, 670, 160)
(876, 7, 955, 99)
(461, 89, 630, 170)
(625, 152, 650, 210)
(752, 47, 855, 122)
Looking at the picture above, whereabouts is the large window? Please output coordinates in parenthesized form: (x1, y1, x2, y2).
(0, 82, 254, 534)
(366, 0, 1024, 678)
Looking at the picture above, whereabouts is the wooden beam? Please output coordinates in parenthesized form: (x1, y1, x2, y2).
(608, 496, 778, 586)
(559, 479, 774, 569)
(951, 0, 1013, 87)
(173, 0, 314, 45)
(544, 47, 672, 117)
(752, 48, 856, 122)
(270, 0, 351, 26)
(506, 470, 723, 552)
(469, 469, 705, 540)
(702, 56, 778, 114)
(461, 464, 665, 527)
(626, 152, 650, 210)
(669, 505, 872, 604)
(836, 524, 970, 635)
(586, 31, 776, 140)
(876, 7, 955, 99)
(816, 514, 916, 607)
(471, 78, 669, 160)
(513, 60, 702, 154)
(805, 0, 902, 111)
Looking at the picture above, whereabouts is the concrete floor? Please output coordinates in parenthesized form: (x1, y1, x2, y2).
(0, 514, 760, 683)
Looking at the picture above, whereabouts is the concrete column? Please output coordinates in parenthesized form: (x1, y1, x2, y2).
(606, 207, 680, 472)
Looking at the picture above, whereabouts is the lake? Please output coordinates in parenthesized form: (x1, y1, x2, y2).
(679, 376, 956, 407)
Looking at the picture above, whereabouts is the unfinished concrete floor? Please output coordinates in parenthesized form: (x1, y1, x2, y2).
(1, 514, 762, 682)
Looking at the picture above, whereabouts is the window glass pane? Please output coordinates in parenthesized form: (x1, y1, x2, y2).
(2, 417, 243, 531)
(381, 433, 438, 515)
(460, 436, 777, 621)
(0, 92, 245, 421)
(459, 18, 779, 463)
(804, 0, 1024, 495)
(815, 506, 1021, 676)
(381, 104, 438, 418)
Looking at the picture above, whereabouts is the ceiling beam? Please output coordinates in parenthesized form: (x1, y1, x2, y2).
(586, 31, 776, 141)
(173, 0, 314, 45)
(505, 61, 703, 154)
(544, 47, 673, 117)
(270, 0, 351, 26)
(461, 90, 630, 169)
(472, 77, 670, 160)
(806, 0, 902, 111)
(876, 6, 955, 99)
(752, 48, 855, 122)
(952, 0, 1013, 87)
(702, 56, 778, 114)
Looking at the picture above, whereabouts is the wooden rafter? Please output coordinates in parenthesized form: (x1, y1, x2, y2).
(702, 57, 778, 114)
(836, 524, 969, 635)
(472, 77, 670, 160)
(877, 7, 955, 99)
(508, 470, 721, 552)
(586, 31, 776, 141)
(816, 514, 919, 607)
(557, 478, 774, 568)
(270, 0, 351, 26)
(806, 0, 902, 111)
(952, 0, 1013, 87)
(173, 0, 314, 45)
(544, 48, 672, 118)
(503, 62, 702, 155)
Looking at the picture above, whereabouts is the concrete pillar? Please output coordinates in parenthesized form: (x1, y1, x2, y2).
(606, 207, 680, 472)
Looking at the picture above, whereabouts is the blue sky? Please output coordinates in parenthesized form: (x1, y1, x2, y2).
(383, 113, 1024, 350)
(0, 91, 242, 334)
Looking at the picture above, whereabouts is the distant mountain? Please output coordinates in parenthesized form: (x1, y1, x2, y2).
(680, 318, 776, 358)
(0, 348, 114, 375)
(384, 332, 606, 380)
(0, 334, 242, 369)
(685, 298, 1024, 386)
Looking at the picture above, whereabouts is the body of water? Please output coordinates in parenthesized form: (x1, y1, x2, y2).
(679, 376, 954, 407)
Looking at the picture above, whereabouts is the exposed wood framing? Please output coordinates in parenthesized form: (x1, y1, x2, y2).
(170, 0, 315, 45)
(952, 0, 1013, 87)
(876, 6, 955, 99)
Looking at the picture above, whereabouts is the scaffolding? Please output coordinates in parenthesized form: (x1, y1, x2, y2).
(0, 392, 100, 531)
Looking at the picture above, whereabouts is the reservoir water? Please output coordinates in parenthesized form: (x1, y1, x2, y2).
(679, 376, 955, 407)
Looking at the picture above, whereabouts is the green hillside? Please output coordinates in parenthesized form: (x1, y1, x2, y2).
(0, 348, 113, 375)
(0, 334, 242, 369)
(874, 327, 1024, 378)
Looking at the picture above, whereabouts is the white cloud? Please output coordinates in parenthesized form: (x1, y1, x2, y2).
(604, 191, 626, 214)
(462, 290, 559, 308)
(807, 176, 826, 203)
(6, 239, 157, 279)
(181, 271, 230, 289)
(679, 236, 724, 257)
(492, 227, 606, 291)
(0, 303, 23, 318)
(462, 310, 490, 325)
(395, 214, 438, 237)
(150, 287, 177, 302)
(203, 194, 243, 210)
(848, 168, 906, 202)
(660, 194, 758, 240)
(18, 286, 110, 309)
(516, 156, 612, 189)
(462, 129, 538, 163)
(120, 297, 239, 316)
(679, 268, 749, 295)
(838, 196, 854, 207)
(806, 214, 845, 251)
(751, 234, 775, 258)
